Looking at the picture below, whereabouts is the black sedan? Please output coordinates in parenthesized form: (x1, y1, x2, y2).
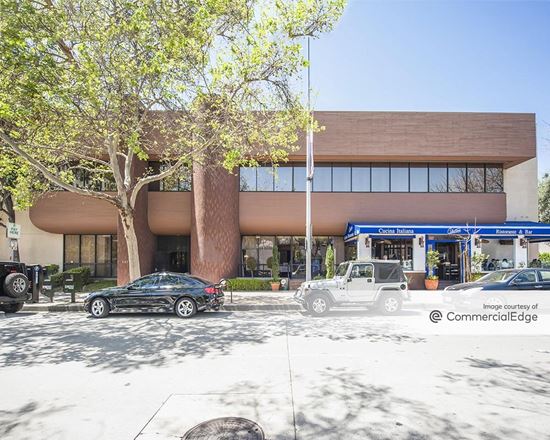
(84, 272, 224, 319)
(443, 268, 550, 309)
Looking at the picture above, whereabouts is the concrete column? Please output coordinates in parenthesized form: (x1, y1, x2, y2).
(513, 236, 528, 269)
(357, 234, 371, 260)
(190, 161, 240, 282)
(413, 235, 426, 271)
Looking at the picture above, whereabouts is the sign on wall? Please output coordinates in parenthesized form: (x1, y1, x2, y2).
(6, 223, 21, 239)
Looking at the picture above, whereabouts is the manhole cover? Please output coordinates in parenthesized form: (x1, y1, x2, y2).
(182, 417, 265, 440)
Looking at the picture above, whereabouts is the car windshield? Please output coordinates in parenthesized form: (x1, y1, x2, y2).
(336, 262, 349, 277)
(477, 270, 518, 283)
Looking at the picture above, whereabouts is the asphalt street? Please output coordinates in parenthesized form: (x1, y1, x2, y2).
(1, 310, 549, 440)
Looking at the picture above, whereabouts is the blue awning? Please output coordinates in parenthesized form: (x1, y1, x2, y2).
(344, 221, 550, 241)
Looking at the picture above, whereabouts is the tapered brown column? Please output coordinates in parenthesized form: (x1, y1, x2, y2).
(117, 159, 156, 284)
(191, 162, 240, 282)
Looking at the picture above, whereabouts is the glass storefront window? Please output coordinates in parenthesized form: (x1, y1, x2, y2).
(240, 167, 256, 191)
(371, 164, 389, 192)
(429, 164, 447, 192)
(352, 165, 370, 191)
(332, 165, 351, 192)
(372, 238, 413, 270)
(63, 234, 117, 278)
(410, 164, 428, 192)
(486, 165, 504, 192)
(448, 164, 466, 192)
(313, 165, 332, 192)
(257, 167, 274, 191)
(390, 163, 409, 192)
(274, 166, 293, 191)
(293, 165, 306, 191)
(64, 235, 80, 266)
(467, 165, 485, 192)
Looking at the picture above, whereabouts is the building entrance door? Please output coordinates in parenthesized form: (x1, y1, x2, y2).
(155, 236, 190, 273)
(435, 241, 461, 281)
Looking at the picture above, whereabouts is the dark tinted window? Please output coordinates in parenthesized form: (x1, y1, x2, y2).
(332, 165, 351, 192)
(448, 164, 466, 192)
(467, 165, 485, 192)
(130, 275, 160, 289)
(390, 163, 409, 192)
(352, 165, 370, 191)
(539, 270, 550, 282)
(376, 264, 401, 282)
(514, 270, 537, 284)
(240, 168, 256, 191)
(410, 164, 428, 192)
(274, 166, 293, 191)
(371, 164, 389, 192)
(429, 165, 447, 192)
(313, 165, 332, 191)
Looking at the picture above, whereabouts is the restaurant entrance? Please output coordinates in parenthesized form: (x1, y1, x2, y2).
(434, 241, 461, 281)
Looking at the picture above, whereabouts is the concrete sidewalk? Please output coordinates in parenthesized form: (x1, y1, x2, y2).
(21, 290, 446, 313)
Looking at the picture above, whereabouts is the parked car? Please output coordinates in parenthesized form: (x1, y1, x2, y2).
(443, 268, 550, 310)
(84, 272, 225, 318)
(0, 261, 30, 313)
(294, 260, 409, 317)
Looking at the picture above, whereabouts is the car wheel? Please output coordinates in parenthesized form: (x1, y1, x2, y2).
(379, 292, 402, 315)
(89, 298, 109, 318)
(175, 297, 197, 319)
(0, 302, 24, 313)
(308, 294, 330, 317)
(3, 273, 29, 298)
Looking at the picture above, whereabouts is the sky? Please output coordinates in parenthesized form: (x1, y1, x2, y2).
(307, 0, 550, 176)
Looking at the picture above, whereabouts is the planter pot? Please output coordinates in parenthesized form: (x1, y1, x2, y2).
(270, 282, 280, 292)
(424, 278, 439, 290)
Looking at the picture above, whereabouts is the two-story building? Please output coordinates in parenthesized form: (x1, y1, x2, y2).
(0, 111, 542, 288)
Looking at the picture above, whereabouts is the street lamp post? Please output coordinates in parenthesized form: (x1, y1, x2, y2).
(305, 37, 313, 282)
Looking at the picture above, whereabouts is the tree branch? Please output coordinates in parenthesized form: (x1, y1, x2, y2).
(0, 131, 118, 205)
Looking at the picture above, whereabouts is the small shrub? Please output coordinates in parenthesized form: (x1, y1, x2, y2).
(226, 278, 271, 291)
(50, 272, 64, 287)
(45, 264, 59, 276)
(66, 266, 91, 285)
(539, 252, 550, 268)
(426, 250, 440, 279)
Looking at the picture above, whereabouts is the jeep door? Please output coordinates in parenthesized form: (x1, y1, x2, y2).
(346, 263, 376, 301)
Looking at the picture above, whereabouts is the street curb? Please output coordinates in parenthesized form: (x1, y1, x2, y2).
(22, 302, 443, 313)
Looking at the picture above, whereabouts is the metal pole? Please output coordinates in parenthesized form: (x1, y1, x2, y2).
(305, 37, 313, 282)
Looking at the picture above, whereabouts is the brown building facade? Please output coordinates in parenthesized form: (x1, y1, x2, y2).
(26, 111, 538, 288)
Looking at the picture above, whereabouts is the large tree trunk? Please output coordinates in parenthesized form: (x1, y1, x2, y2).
(120, 211, 141, 282)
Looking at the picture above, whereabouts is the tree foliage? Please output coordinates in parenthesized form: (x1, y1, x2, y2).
(539, 173, 550, 223)
(0, 0, 346, 279)
(325, 243, 334, 278)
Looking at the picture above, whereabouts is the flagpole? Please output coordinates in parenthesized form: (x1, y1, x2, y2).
(306, 37, 313, 282)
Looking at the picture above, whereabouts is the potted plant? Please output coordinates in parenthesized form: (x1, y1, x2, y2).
(270, 244, 280, 291)
(425, 250, 440, 290)
(245, 256, 257, 277)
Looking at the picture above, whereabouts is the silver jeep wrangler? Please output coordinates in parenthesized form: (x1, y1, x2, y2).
(294, 260, 409, 316)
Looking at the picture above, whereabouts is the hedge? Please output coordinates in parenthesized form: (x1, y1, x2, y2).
(48, 267, 91, 290)
(226, 278, 272, 291)
(44, 264, 60, 276)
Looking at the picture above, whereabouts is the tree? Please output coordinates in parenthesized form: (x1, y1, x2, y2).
(0, 148, 48, 261)
(426, 250, 440, 280)
(325, 244, 334, 279)
(0, 0, 345, 280)
(539, 173, 550, 223)
(271, 244, 280, 281)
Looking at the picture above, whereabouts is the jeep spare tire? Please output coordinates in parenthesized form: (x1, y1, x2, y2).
(3, 273, 29, 298)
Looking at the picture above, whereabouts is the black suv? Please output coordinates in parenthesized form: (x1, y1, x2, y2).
(0, 261, 30, 313)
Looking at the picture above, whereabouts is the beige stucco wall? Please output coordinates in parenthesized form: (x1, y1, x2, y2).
(0, 210, 63, 266)
(504, 157, 538, 221)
